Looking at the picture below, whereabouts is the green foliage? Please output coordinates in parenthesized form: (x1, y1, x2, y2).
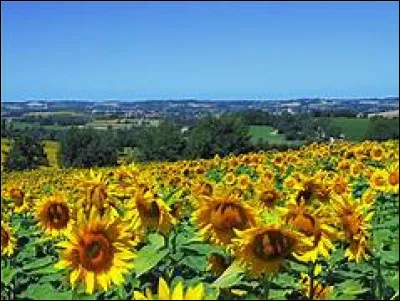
(325, 117, 371, 141)
(186, 114, 251, 159)
(59, 127, 118, 167)
(137, 119, 186, 162)
(211, 261, 244, 289)
(364, 117, 399, 141)
(4, 134, 49, 171)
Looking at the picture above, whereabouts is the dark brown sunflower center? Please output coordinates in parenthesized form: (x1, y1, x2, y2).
(90, 185, 107, 207)
(79, 232, 114, 272)
(46, 203, 70, 229)
(10, 189, 24, 206)
(202, 183, 213, 196)
(373, 149, 382, 158)
(171, 203, 183, 218)
(290, 213, 317, 237)
(342, 214, 361, 238)
(260, 190, 279, 207)
(253, 230, 294, 261)
(1, 228, 10, 248)
(210, 203, 248, 230)
(389, 171, 399, 186)
(296, 182, 317, 204)
(316, 187, 330, 201)
(196, 167, 205, 175)
(208, 253, 230, 275)
(333, 180, 347, 194)
(374, 176, 385, 187)
(137, 199, 160, 219)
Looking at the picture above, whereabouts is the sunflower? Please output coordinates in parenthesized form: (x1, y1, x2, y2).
(133, 277, 205, 300)
(192, 180, 214, 197)
(232, 225, 311, 277)
(294, 177, 320, 206)
(283, 204, 336, 262)
(237, 174, 252, 191)
(300, 274, 332, 300)
(386, 162, 399, 194)
(273, 154, 286, 168)
(55, 207, 135, 294)
(337, 159, 350, 171)
(224, 172, 237, 186)
(34, 193, 72, 237)
(331, 175, 349, 196)
(1, 221, 17, 257)
(192, 187, 259, 246)
(361, 188, 377, 205)
(370, 146, 385, 161)
(333, 194, 373, 262)
(126, 187, 177, 234)
(207, 253, 232, 277)
(75, 170, 119, 218)
(349, 162, 365, 178)
(257, 168, 275, 186)
(254, 184, 282, 210)
(283, 172, 304, 191)
(110, 164, 140, 196)
(353, 146, 366, 161)
(4, 186, 30, 214)
(369, 169, 389, 192)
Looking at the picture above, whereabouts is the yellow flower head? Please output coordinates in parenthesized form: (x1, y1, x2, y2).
(35, 193, 72, 237)
(283, 204, 336, 262)
(233, 225, 311, 277)
(75, 170, 119, 218)
(254, 184, 282, 210)
(4, 185, 30, 214)
(333, 194, 373, 262)
(386, 162, 399, 194)
(300, 274, 332, 300)
(55, 207, 135, 294)
(133, 277, 205, 300)
(192, 187, 259, 246)
(369, 169, 389, 192)
(1, 221, 17, 257)
(370, 146, 385, 161)
(127, 187, 177, 234)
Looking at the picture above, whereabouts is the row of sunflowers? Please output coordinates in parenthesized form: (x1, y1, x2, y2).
(1, 139, 399, 300)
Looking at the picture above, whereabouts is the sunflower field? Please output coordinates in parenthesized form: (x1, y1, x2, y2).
(1, 139, 399, 300)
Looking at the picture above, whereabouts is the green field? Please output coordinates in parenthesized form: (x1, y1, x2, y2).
(319, 117, 371, 141)
(249, 125, 304, 145)
(7, 118, 160, 131)
(86, 119, 160, 130)
(8, 121, 68, 130)
(25, 111, 84, 117)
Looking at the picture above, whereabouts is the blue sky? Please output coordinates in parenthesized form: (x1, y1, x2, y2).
(1, 1, 399, 101)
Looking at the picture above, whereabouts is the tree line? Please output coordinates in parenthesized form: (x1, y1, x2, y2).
(2, 111, 398, 171)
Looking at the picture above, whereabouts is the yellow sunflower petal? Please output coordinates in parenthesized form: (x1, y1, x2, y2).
(171, 281, 183, 300)
(158, 277, 170, 300)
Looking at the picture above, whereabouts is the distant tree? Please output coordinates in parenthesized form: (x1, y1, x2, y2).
(186, 114, 251, 159)
(364, 117, 399, 141)
(59, 127, 118, 167)
(138, 119, 186, 162)
(1, 119, 7, 137)
(4, 134, 49, 171)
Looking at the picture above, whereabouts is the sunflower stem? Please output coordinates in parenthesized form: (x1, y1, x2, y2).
(308, 261, 315, 300)
(374, 256, 384, 300)
(262, 273, 272, 300)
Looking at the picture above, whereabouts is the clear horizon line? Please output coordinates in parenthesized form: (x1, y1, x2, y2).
(1, 95, 399, 102)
